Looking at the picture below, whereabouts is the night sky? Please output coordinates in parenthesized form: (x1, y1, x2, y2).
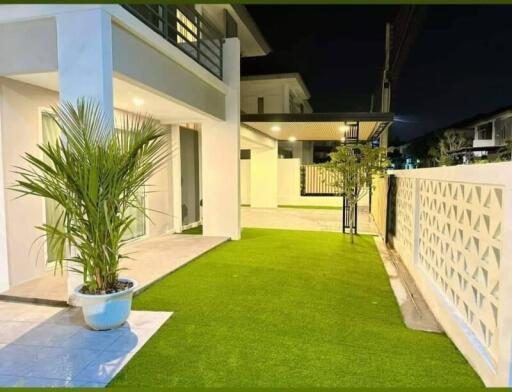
(242, 5, 512, 142)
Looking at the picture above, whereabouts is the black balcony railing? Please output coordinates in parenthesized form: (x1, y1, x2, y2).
(123, 4, 224, 79)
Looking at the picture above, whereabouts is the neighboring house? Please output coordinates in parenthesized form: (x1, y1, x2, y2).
(240, 73, 317, 164)
(422, 106, 512, 163)
(238, 72, 392, 214)
(0, 4, 270, 293)
(468, 106, 512, 158)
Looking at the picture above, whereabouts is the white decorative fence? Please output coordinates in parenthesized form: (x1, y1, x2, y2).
(386, 163, 512, 387)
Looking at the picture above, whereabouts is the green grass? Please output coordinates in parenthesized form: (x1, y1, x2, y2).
(278, 204, 342, 210)
(110, 228, 482, 388)
(181, 225, 203, 235)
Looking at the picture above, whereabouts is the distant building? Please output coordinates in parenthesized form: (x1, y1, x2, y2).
(241, 72, 341, 164)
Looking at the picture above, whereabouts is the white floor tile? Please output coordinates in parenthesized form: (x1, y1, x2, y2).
(0, 344, 37, 376)
(25, 346, 98, 380)
(61, 328, 128, 351)
(122, 311, 170, 330)
(73, 350, 133, 383)
(0, 306, 172, 387)
(14, 323, 81, 347)
(0, 321, 37, 344)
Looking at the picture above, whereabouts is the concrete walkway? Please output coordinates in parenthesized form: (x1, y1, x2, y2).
(373, 237, 442, 333)
(0, 301, 171, 387)
(241, 206, 378, 234)
(1, 234, 228, 305)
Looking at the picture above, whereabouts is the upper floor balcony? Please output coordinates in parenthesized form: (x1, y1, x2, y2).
(122, 4, 224, 79)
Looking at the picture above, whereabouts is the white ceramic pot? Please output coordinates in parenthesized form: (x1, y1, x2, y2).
(74, 278, 137, 331)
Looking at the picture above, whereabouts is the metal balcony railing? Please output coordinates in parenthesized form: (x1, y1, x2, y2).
(122, 4, 224, 79)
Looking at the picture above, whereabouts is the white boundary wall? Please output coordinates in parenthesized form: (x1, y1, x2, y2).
(240, 158, 369, 208)
(388, 162, 512, 386)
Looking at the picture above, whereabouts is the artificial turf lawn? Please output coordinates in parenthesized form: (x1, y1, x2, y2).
(110, 228, 482, 388)
(181, 225, 203, 235)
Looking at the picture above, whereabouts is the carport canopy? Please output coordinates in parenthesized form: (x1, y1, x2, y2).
(241, 112, 393, 142)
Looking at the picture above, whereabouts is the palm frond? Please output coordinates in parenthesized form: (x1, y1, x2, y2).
(11, 99, 168, 292)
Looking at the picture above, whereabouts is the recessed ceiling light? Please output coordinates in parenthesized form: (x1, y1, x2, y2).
(133, 98, 144, 107)
(271, 125, 281, 132)
(288, 136, 297, 142)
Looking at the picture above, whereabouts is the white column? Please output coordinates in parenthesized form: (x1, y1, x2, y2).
(250, 143, 278, 208)
(56, 8, 114, 303)
(201, 38, 240, 240)
(0, 113, 10, 292)
(56, 8, 113, 116)
(170, 125, 183, 233)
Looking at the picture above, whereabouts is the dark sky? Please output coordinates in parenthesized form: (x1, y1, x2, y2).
(242, 5, 512, 142)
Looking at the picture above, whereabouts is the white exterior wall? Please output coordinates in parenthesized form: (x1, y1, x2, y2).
(240, 159, 251, 205)
(473, 119, 496, 148)
(241, 83, 284, 114)
(241, 78, 311, 115)
(0, 78, 58, 288)
(387, 163, 512, 387)
(240, 158, 368, 208)
(250, 143, 278, 208)
(0, 77, 175, 289)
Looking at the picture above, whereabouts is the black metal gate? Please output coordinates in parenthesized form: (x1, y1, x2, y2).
(341, 122, 359, 234)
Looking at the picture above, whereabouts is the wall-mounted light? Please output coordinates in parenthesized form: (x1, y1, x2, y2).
(288, 136, 297, 142)
(339, 124, 350, 133)
(341, 136, 346, 142)
(271, 125, 281, 132)
(133, 98, 144, 107)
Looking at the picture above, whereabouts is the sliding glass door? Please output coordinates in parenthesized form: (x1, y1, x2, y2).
(41, 112, 64, 264)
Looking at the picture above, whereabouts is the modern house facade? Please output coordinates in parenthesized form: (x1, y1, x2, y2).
(239, 72, 392, 211)
(470, 106, 512, 156)
(0, 4, 270, 294)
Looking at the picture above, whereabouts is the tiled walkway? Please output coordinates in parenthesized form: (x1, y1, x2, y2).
(241, 206, 377, 234)
(0, 301, 171, 387)
(1, 234, 228, 305)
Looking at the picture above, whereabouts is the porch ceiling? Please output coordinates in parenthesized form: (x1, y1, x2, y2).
(6, 72, 216, 124)
(241, 112, 393, 142)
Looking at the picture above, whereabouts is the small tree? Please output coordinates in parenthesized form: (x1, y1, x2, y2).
(498, 138, 512, 161)
(431, 130, 469, 166)
(323, 144, 389, 243)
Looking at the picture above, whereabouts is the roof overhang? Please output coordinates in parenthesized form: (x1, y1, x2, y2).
(241, 73, 310, 99)
(230, 5, 271, 56)
(241, 112, 393, 142)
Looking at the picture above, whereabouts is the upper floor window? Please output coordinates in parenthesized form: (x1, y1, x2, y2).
(257, 97, 264, 114)
(495, 116, 512, 144)
(477, 122, 493, 140)
(176, 6, 197, 44)
(224, 10, 238, 38)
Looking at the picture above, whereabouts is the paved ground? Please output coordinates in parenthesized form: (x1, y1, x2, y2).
(241, 206, 377, 234)
(0, 301, 171, 387)
(1, 234, 228, 305)
(373, 237, 442, 333)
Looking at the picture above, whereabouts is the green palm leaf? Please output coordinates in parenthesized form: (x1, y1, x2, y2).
(11, 99, 168, 292)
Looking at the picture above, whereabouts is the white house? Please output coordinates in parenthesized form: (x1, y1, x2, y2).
(471, 106, 512, 154)
(0, 4, 270, 294)
(238, 73, 392, 212)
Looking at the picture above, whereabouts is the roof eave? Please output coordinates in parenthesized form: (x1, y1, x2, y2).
(231, 5, 271, 56)
(241, 112, 394, 123)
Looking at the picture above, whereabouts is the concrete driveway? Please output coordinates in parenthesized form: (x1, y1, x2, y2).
(241, 206, 377, 234)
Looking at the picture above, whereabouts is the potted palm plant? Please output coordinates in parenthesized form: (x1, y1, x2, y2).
(12, 99, 168, 330)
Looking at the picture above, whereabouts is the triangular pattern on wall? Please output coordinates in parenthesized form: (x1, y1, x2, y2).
(416, 179, 503, 362)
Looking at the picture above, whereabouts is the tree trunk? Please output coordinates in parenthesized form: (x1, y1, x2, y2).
(349, 203, 355, 244)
